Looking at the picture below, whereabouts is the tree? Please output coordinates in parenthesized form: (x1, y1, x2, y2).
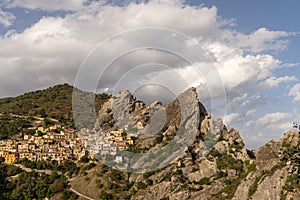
(40, 108, 47, 118)
(50, 179, 65, 194)
(80, 155, 90, 163)
(100, 192, 114, 200)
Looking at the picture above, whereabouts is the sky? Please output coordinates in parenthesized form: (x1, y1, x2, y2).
(0, 0, 299, 149)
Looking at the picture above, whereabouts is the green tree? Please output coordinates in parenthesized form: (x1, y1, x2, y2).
(80, 155, 90, 163)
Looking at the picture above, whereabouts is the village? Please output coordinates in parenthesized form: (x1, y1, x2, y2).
(0, 124, 135, 165)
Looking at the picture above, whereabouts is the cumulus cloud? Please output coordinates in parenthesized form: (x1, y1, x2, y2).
(245, 109, 256, 118)
(0, 8, 15, 27)
(1, 0, 88, 11)
(289, 83, 300, 103)
(0, 2, 228, 98)
(236, 112, 293, 148)
(229, 27, 293, 53)
(223, 113, 241, 126)
(256, 112, 291, 128)
(259, 76, 298, 89)
(0, 1, 295, 115)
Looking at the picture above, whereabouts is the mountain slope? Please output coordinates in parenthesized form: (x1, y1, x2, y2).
(70, 88, 300, 200)
(0, 83, 110, 127)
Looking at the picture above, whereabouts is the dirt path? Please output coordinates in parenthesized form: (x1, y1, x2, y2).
(70, 188, 95, 200)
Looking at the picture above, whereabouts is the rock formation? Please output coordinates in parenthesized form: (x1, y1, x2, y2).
(75, 87, 300, 199)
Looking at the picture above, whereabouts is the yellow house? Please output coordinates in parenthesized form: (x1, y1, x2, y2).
(111, 129, 124, 137)
(73, 149, 81, 160)
(114, 136, 124, 141)
(4, 152, 18, 163)
(37, 127, 45, 132)
(126, 139, 134, 145)
(49, 125, 57, 131)
(24, 135, 30, 140)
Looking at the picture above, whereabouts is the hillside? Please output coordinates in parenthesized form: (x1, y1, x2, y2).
(0, 84, 110, 132)
(0, 85, 300, 199)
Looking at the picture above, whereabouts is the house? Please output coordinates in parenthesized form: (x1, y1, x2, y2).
(24, 135, 31, 140)
(4, 152, 19, 163)
(18, 143, 29, 152)
(115, 156, 123, 163)
(49, 125, 61, 131)
(114, 141, 127, 150)
(19, 152, 34, 161)
(126, 139, 134, 145)
(36, 127, 47, 133)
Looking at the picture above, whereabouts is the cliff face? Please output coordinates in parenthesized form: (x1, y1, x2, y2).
(73, 88, 300, 200)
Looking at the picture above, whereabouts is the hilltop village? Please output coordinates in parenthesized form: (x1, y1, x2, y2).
(0, 124, 135, 164)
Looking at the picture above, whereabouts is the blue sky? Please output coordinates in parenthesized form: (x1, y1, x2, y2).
(0, 0, 299, 149)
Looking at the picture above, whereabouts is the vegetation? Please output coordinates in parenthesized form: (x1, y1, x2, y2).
(80, 155, 90, 163)
(136, 181, 147, 190)
(0, 83, 110, 132)
(108, 170, 123, 181)
(248, 176, 261, 197)
(216, 154, 243, 173)
(100, 192, 115, 200)
(0, 114, 32, 139)
(0, 162, 71, 200)
(19, 158, 58, 170)
(280, 141, 300, 198)
(60, 190, 78, 200)
(81, 162, 96, 171)
(58, 160, 80, 177)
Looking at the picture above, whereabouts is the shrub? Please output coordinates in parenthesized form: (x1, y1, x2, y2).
(109, 170, 123, 181)
(136, 181, 147, 190)
(154, 134, 163, 145)
(248, 176, 261, 197)
(60, 190, 78, 200)
(146, 179, 153, 186)
(143, 171, 154, 179)
(100, 192, 114, 200)
(82, 163, 96, 171)
(80, 155, 90, 163)
(196, 177, 210, 185)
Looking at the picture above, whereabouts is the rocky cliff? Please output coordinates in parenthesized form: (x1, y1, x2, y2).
(71, 88, 300, 200)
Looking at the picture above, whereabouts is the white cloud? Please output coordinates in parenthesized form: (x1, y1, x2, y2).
(259, 76, 297, 89)
(289, 83, 300, 103)
(245, 109, 256, 118)
(223, 113, 241, 126)
(245, 121, 254, 127)
(2, 0, 87, 11)
(228, 27, 293, 53)
(0, 1, 294, 105)
(256, 112, 291, 127)
(0, 8, 15, 27)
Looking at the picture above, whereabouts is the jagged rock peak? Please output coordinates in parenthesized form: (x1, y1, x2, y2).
(281, 130, 299, 147)
(113, 90, 135, 101)
(222, 128, 244, 147)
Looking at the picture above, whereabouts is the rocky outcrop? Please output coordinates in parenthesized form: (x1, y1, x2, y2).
(92, 87, 300, 200)
(255, 140, 281, 171)
(252, 167, 289, 200)
(184, 158, 217, 182)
